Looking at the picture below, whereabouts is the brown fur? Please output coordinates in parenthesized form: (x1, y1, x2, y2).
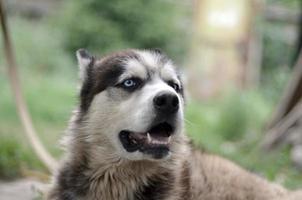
(47, 131, 302, 200)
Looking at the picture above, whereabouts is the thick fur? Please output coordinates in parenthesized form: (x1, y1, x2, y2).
(47, 49, 302, 200)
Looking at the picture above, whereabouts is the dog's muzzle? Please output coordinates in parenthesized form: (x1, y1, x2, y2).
(119, 91, 180, 159)
(119, 122, 174, 159)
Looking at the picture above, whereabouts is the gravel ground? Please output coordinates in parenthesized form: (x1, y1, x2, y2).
(0, 179, 46, 200)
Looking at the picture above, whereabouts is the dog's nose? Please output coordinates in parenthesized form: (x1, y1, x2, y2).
(153, 92, 179, 114)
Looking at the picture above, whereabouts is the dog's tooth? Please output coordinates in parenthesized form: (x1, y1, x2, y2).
(147, 133, 151, 143)
(168, 136, 171, 143)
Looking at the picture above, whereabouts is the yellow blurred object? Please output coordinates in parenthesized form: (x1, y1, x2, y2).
(198, 0, 251, 43)
(188, 0, 259, 99)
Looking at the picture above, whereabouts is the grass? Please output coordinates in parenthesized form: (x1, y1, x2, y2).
(0, 16, 301, 189)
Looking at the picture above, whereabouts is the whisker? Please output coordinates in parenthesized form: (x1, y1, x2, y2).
(184, 118, 197, 126)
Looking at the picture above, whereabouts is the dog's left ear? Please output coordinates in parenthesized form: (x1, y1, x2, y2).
(76, 48, 94, 81)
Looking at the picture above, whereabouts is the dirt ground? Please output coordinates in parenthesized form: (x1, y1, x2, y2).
(0, 179, 46, 200)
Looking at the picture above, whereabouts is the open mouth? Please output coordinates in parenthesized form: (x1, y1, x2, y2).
(119, 122, 174, 159)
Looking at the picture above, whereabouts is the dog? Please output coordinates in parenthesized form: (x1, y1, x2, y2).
(47, 49, 302, 200)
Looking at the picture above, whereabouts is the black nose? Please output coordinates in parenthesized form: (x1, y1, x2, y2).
(153, 92, 179, 114)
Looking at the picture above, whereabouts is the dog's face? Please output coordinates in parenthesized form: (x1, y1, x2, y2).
(77, 49, 185, 161)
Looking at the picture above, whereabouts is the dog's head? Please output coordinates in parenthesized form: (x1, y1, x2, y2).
(76, 49, 185, 161)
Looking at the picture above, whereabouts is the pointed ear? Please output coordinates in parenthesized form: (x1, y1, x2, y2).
(76, 48, 94, 81)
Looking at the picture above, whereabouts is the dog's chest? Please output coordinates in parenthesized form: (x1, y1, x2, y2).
(86, 173, 138, 200)
(86, 169, 174, 200)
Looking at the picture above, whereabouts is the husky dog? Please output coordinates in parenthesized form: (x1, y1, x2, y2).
(47, 49, 302, 200)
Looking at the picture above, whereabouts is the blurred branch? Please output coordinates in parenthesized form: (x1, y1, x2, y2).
(293, 2, 302, 64)
(268, 51, 302, 128)
(264, 50, 302, 150)
(263, 102, 302, 150)
(265, 5, 300, 24)
(0, 0, 57, 172)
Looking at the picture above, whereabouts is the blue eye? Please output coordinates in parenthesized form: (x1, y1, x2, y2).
(123, 79, 136, 87)
(119, 78, 142, 91)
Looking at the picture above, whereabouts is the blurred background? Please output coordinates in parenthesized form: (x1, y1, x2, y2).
(0, 0, 302, 198)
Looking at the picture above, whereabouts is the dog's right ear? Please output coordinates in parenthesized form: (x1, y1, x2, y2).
(76, 48, 94, 81)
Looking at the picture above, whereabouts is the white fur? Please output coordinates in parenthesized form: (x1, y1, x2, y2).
(119, 58, 148, 82)
(161, 61, 181, 86)
(135, 50, 161, 69)
(76, 51, 92, 81)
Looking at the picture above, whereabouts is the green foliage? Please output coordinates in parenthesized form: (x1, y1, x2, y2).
(0, 136, 23, 178)
(0, 135, 44, 179)
(260, 0, 300, 91)
(261, 66, 291, 102)
(262, 22, 296, 72)
(56, 0, 189, 61)
(216, 95, 251, 141)
(186, 90, 271, 145)
(0, 18, 75, 75)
